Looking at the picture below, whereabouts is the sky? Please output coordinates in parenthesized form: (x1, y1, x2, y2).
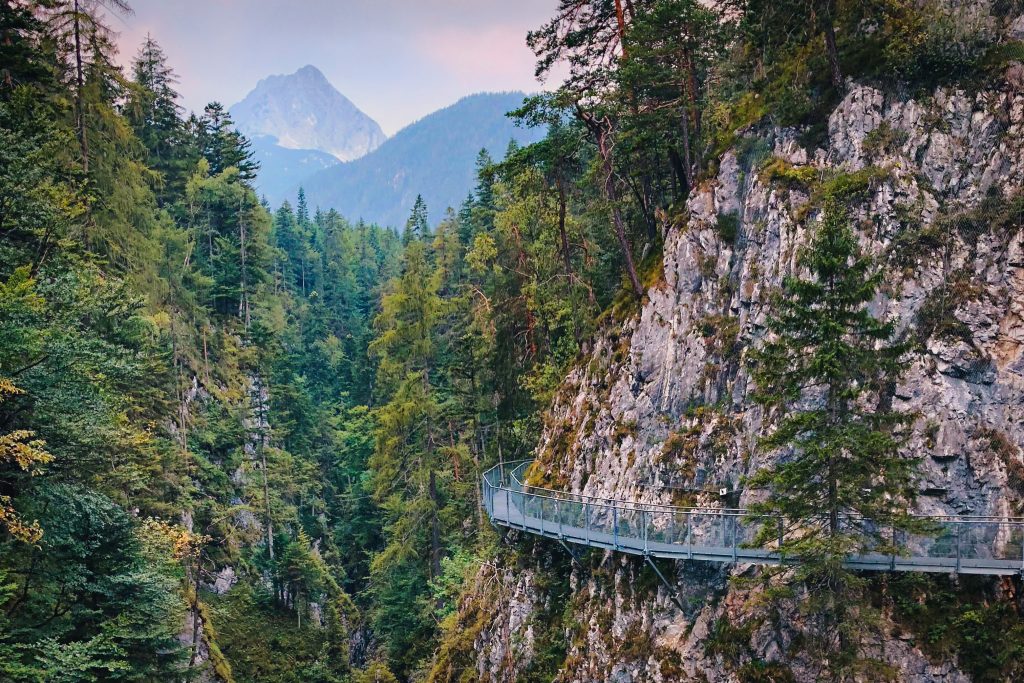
(113, 0, 562, 136)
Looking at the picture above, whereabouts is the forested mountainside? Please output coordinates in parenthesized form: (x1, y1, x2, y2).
(246, 135, 341, 207)
(229, 65, 385, 205)
(1, 2, 1024, 683)
(298, 92, 548, 227)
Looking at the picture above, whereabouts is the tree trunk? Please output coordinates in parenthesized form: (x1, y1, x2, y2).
(187, 553, 202, 677)
(255, 375, 274, 561)
(429, 469, 441, 580)
(556, 177, 574, 282)
(613, 0, 628, 59)
(202, 326, 210, 382)
(679, 106, 695, 196)
(684, 48, 702, 141)
(821, 1, 843, 90)
(239, 201, 250, 330)
(556, 177, 583, 342)
(667, 147, 689, 199)
(597, 126, 642, 298)
(73, 1, 88, 175)
(678, 49, 696, 190)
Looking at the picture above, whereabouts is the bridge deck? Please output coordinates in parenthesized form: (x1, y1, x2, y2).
(483, 462, 1024, 576)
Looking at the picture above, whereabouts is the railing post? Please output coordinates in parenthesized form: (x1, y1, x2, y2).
(731, 515, 738, 563)
(522, 492, 527, 531)
(777, 516, 785, 564)
(584, 502, 590, 544)
(540, 498, 545, 535)
(643, 509, 648, 554)
(890, 526, 897, 572)
(669, 511, 675, 545)
(955, 521, 961, 574)
(686, 513, 692, 560)
(1019, 521, 1024, 573)
(557, 499, 563, 538)
(613, 507, 619, 550)
(506, 488, 511, 524)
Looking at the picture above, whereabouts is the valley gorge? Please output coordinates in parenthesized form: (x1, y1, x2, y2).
(2, 1, 1024, 682)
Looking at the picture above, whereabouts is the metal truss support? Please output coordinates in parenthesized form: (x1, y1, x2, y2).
(559, 539, 585, 569)
(644, 553, 686, 613)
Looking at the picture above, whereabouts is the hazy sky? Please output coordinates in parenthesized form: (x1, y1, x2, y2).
(113, 0, 562, 135)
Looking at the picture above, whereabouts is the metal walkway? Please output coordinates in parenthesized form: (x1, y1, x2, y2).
(482, 461, 1024, 575)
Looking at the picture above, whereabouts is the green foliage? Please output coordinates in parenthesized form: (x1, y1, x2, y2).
(1, 484, 187, 681)
(862, 1, 999, 88)
(352, 661, 399, 683)
(205, 583, 335, 683)
(862, 122, 909, 159)
(747, 201, 921, 672)
(884, 574, 1024, 682)
(2, 0, 1021, 680)
(737, 661, 797, 683)
(705, 616, 757, 666)
(428, 549, 479, 621)
(758, 158, 819, 192)
(715, 212, 741, 245)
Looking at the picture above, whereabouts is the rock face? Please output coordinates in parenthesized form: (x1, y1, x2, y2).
(456, 77, 1024, 682)
(230, 65, 385, 163)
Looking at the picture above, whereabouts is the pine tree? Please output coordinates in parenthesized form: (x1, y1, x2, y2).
(748, 200, 921, 672)
(403, 194, 430, 244)
(0, 0, 52, 95)
(296, 186, 310, 226)
(200, 101, 258, 180)
(128, 34, 193, 201)
(367, 237, 445, 673)
(43, 0, 134, 174)
(617, 0, 727, 193)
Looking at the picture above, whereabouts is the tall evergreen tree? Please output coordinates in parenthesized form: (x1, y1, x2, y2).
(127, 34, 193, 202)
(748, 200, 921, 673)
(199, 101, 258, 180)
(403, 194, 430, 244)
(367, 236, 446, 674)
(43, 0, 134, 173)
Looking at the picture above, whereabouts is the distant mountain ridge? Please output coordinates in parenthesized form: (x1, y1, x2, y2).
(247, 136, 340, 206)
(230, 65, 385, 162)
(298, 91, 545, 227)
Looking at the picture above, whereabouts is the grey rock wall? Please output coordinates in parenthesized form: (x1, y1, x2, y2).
(461, 76, 1024, 682)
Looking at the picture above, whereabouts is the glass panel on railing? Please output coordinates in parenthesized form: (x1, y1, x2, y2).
(648, 510, 668, 545)
(736, 515, 761, 548)
(1002, 523, 1024, 562)
(921, 522, 957, 559)
(961, 521, 995, 559)
(570, 501, 585, 531)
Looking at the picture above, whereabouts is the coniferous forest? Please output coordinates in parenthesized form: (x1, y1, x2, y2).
(3, 0, 1024, 681)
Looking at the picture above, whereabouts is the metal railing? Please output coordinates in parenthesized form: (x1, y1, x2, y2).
(481, 461, 1024, 575)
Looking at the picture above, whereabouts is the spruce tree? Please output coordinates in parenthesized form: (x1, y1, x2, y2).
(128, 34, 193, 201)
(748, 200, 921, 673)
(43, 0, 134, 174)
(200, 102, 258, 180)
(367, 236, 445, 674)
(403, 194, 429, 244)
(296, 186, 310, 226)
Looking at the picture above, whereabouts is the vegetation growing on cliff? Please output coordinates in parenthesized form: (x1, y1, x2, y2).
(2, 0, 1024, 680)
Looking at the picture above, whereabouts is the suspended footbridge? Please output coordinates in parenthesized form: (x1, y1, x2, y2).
(482, 461, 1024, 576)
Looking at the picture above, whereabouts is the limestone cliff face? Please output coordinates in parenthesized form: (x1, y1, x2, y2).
(450, 74, 1024, 683)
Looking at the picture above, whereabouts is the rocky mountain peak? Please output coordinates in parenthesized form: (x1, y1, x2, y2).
(230, 64, 385, 162)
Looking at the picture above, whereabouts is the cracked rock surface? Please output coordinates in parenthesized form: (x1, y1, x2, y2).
(457, 79, 1024, 682)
